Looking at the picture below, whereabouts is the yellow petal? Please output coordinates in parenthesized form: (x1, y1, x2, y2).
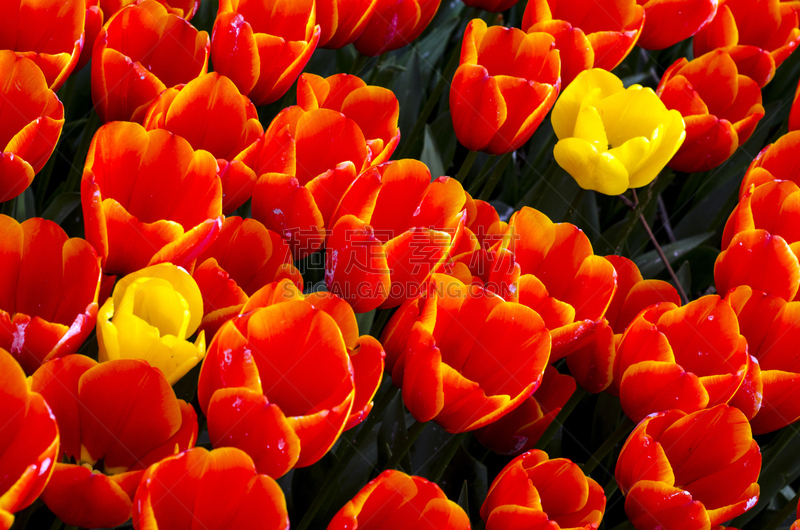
(131, 279, 192, 339)
(97, 297, 120, 363)
(573, 99, 609, 151)
(159, 333, 206, 385)
(595, 85, 671, 147)
(554, 138, 630, 196)
(552, 68, 623, 140)
(607, 135, 652, 176)
(629, 110, 686, 188)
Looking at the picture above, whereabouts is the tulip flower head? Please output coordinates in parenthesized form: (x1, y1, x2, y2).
(552, 68, 685, 196)
(97, 263, 205, 385)
(482, 449, 606, 529)
(636, 0, 719, 50)
(450, 19, 561, 155)
(739, 131, 800, 196)
(354, 0, 441, 56)
(616, 405, 761, 530)
(316, 0, 379, 49)
(328, 470, 469, 529)
(0, 348, 59, 530)
(0, 52, 65, 203)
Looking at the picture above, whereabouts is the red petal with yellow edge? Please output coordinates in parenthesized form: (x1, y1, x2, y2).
(52, 237, 101, 327)
(527, 20, 592, 88)
(413, 176, 468, 234)
(211, 12, 259, 96)
(486, 76, 558, 155)
(207, 387, 301, 478)
(614, 280, 681, 333)
(78, 359, 183, 472)
(615, 412, 678, 495)
(727, 45, 776, 88)
(308, 162, 363, 229)
(750, 369, 800, 434)
(658, 74, 709, 118)
(294, 108, 368, 185)
(669, 114, 738, 173)
(216, 158, 256, 214)
(625, 481, 710, 530)
(368, 159, 431, 238)
(481, 458, 544, 520)
(566, 320, 615, 393)
(677, 50, 738, 114)
(727, 181, 800, 247)
(561, 254, 616, 322)
(693, 4, 738, 57)
(401, 325, 445, 424)
(715, 229, 800, 301)
(297, 73, 362, 111)
(728, 355, 763, 420)
(517, 274, 573, 329)
(193, 258, 249, 316)
(485, 508, 556, 530)
(341, 85, 400, 151)
(637, 0, 718, 50)
(613, 305, 677, 382)
(147, 216, 223, 270)
(134, 401, 198, 470)
(0, 153, 35, 203)
(197, 319, 262, 414)
(587, 27, 641, 73)
(41, 464, 138, 529)
(0, 347, 33, 452)
(381, 228, 453, 309)
(326, 215, 390, 313)
(619, 361, 709, 422)
(5, 113, 63, 177)
(450, 64, 505, 152)
(353, 0, 439, 56)
(14, 218, 66, 322)
(7, 316, 61, 375)
(251, 173, 324, 259)
(345, 335, 385, 430)
(756, 300, 800, 371)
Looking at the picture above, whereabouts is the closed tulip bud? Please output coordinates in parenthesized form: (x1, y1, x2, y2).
(636, 0, 719, 50)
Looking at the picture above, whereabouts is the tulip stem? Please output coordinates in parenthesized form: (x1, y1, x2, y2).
(350, 53, 370, 76)
(583, 416, 635, 474)
(427, 432, 469, 483)
(383, 420, 428, 471)
(478, 153, 512, 201)
(455, 150, 479, 182)
(763, 487, 800, 530)
(295, 386, 400, 530)
(398, 47, 461, 159)
(637, 212, 688, 305)
(64, 111, 100, 194)
(564, 188, 587, 223)
(534, 386, 587, 451)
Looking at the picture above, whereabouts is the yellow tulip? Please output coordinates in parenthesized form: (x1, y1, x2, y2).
(552, 68, 686, 195)
(98, 263, 205, 384)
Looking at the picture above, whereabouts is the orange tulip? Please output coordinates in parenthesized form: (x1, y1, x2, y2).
(0, 348, 59, 530)
(193, 216, 302, 337)
(727, 284, 800, 433)
(142, 72, 264, 213)
(0, 52, 64, 203)
(297, 73, 400, 166)
(328, 470, 469, 529)
(482, 449, 605, 529)
(316, 0, 379, 48)
(81, 121, 223, 277)
(248, 105, 372, 259)
(0, 0, 84, 91)
(616, 405, 761, 530)
(32, 356, 197, 529)
(567, 255, 680, 394)
(657, 49, 766, 173)
(723, 181, 800, 251)
(450, 20, 560, 155)
(381, 274, 551, 432)
(636, 0, 719, 49)
(739, 131, 800, 195)
(91, 0, 209, 123)
(474, 365, 576, 455)
(326, 159, 467, 312)
(612, 296, 749, 422)
(0, 216, 100, 375)
(132, 447, 289, 530)
(211, 0, 320, 106)
(521, 0, 644, 87)
(715, 229, 800, 302)
(694, 0, 800, 72)
(354, 0, 441, 56)
(197, 279, 385, 477)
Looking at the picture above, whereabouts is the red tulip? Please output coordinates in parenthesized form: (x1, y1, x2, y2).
(381, 274, 551, 432)
(316, 0, 379, 48)
(354, 0, 441, 56)
(657, 49, 766, 173)
(482, 449, 606, 529)
(91, 0, 209, 123)
(248, 106, 373, 259)
(694, 0, 800, 72)
(636, 0, 718, 49)
(740, 131, 800, 195)
(612, 296, 749, 422)
(81, 121, 223, 277)
(297, 73, 400, 166)
(715, 229, 800, 302)
(0, 0, 84, 91)
(327, 470, 469, 529)
(522, 0, 644, 87)
(461, 0, 520, 12)
(132, 447, 289, 530)
(616, 405, 761, 530)
(326, 159, 467, 312)
(211, 0, 320, 106)
(0, 216, 100, 375)
(0, 52, 64, 203)
(504, 207, 618, 361)
(567, 255, 680, 394)
(197, 279, 385, 477)
(0, 348, 59, 530)
(32, 356, 197, 529)
(142, 72, 264, 213)
(193, 216, 302, 337)
(723, 181, 800, 250)
(474, 365, 576, 455)
(727, 284, 800, 433)
(450, 20, 560, 155)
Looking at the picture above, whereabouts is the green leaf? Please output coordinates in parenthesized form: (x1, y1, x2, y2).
(41, 192, 80, 226)
(377, 391, 409, 471)
(634, 232, 714, 279)
(421, 124, 446, 179)
(393, 52, 423, 147)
